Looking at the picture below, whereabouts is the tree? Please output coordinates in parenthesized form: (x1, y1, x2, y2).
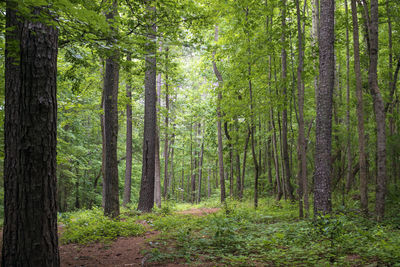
(212, 25, 226, 203)
(2, 2, 59, 265)
(138, 0, 157, 212)
(281, 0, 295, 203)
(123, 54, 133, 207)
(314, 0, 335, 215)
(367, 0, 387, 221)
(350, 0, 368, 214)
(103, 0, 120, 218)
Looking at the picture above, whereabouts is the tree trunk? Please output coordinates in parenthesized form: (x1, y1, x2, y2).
(213, 25, 226, 203)
(350, 0, 368, 214)
(2, 3, 60, 265)
(314, 0, 335, 216)
(240, 130, 251, 199)
(367, 0, 387, 221)
(281, 0, 295, 202)
(154, 43, 162, 208)
(123, 54, 133, 207)
(198, 127, 205, 203)
(103, 0, 120, 218)
(163, 47, 170, 199)
(138, 1, 157, 212)
(344, 0, 353, 195)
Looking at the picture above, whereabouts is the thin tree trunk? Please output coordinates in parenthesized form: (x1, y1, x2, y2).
(241, 130, 251, 199)
(123, 54, 133, 207)
(198, 126, 205, 203)
(213, 25, 226, 203)
(350, 0, 368, 213)
(281, 0, 295, 202)
(367, 0, 387, 221)
(163, 47, 170, 199)
(271, 111, 283, 201)
(208, 168, 212, 198)
(154, 44, 162, 208)
(344, 0, 353, 194)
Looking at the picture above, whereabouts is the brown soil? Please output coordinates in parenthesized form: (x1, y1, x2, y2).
(175, 207, 220, 216)
(59, 208, 220, 267)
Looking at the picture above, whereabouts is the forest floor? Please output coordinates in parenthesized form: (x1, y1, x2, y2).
(60, 207, 220, 267)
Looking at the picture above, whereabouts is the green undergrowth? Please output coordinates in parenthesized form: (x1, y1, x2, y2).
(59, 207, 146, 245)
(145, 198, 400, 266)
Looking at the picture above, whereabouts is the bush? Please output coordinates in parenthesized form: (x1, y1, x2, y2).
(59, 207, 146, 244)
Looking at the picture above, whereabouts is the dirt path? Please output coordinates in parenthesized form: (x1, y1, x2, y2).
(60, 208, 219, 267)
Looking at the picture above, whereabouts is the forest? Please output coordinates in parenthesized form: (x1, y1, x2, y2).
(1, 0, 400, 266)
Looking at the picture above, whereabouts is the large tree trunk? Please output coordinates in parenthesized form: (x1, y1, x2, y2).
(123, 54, 133, 207)
(367, 0, 387, 221)
(2, 3, 60, 265)
(103, 0, 120, 218)
(138, 1, 157, 212)
(314, 0, 335, 215)
(213, 25, 226, 203)
(350, 0, 368, 214)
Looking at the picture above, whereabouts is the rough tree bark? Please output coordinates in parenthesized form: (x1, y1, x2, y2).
(314, 0, 335, 215)
(103, 0, 120, 218)
(2, 2, 60, 265)
(138, 0, 157, 212)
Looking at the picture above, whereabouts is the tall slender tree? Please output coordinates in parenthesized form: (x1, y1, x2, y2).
(138, 0, 157, 212)
(314, 0, 335, 215)
(367, 0, 387, 220)
(212, 25, 226, 203)
(123, 54, 133, 207)
(103, 0, 120, 218)
(350, 0, 368, 214)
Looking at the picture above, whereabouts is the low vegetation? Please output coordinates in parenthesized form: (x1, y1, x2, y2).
(58, 196, 400, 266)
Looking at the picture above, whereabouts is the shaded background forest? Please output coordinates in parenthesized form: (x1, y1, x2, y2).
(0, 0, 399, 220)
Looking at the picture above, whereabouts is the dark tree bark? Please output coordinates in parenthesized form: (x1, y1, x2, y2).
(212, 25, 226, 203)
(138, 1, 157, 212)
(314, 0, 334, 215)
(123, 54, 133, 207)
(281, 0, 295, 202)
(350, 0, 368, 214)
(103, 0, 120, 218)
(2, 3, 60, 266)
(367, 0, 387, 221)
